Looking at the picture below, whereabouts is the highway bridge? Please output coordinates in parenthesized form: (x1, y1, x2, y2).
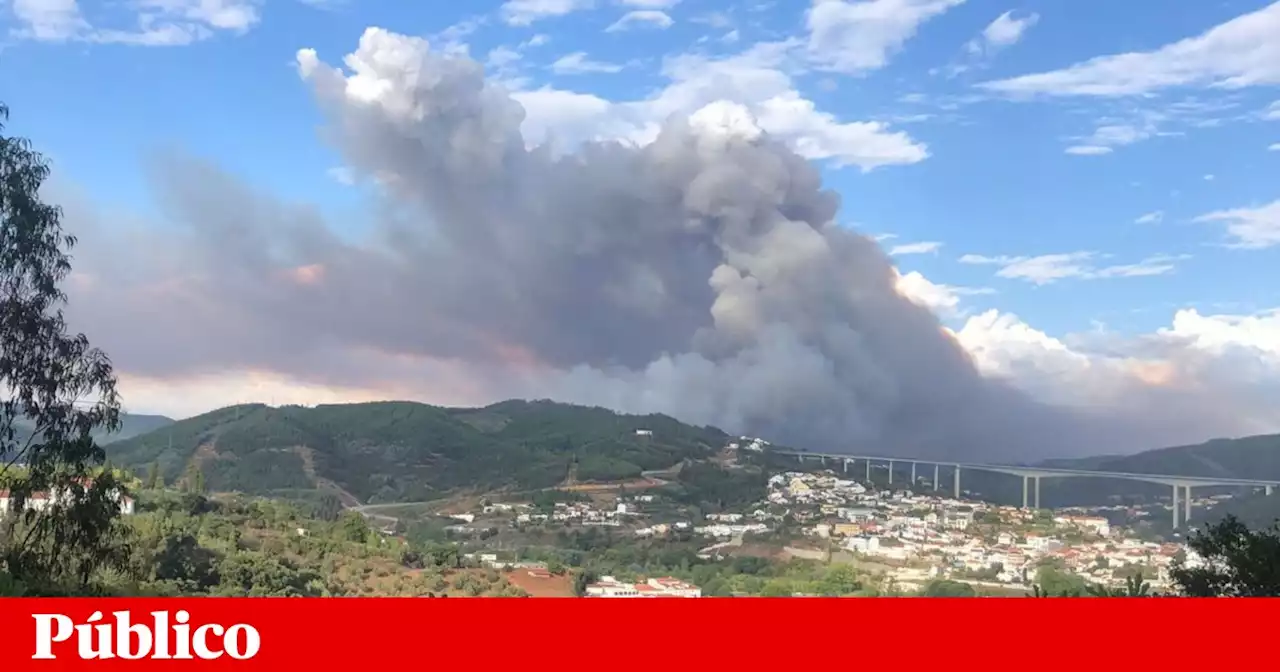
(769, 450, 1280, 529)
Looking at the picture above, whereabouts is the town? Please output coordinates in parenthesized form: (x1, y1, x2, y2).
(420, 441, 1213, 597)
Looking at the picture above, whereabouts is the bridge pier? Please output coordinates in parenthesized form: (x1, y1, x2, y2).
(953, 467, 961, 499)
(1184, 485, 1192, 525)
(888, 460, 894, 485)
(1022, 475, 1029, 509)
(933, 463, 939, 491)
(911, 462, 917, 486)
(842, 458, 849, 474)
(865, 459, 870, 483)
(1034, 476, 1041, 509)
(1268, 485, 1273, 496)
(1171, 485, 1180, 529)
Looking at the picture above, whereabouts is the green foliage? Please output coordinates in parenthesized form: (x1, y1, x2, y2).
(80, 490, 529, 597)
(670, 462, 767, 512)
(107, 400, 727, 504)
(531, 489, 589, 511)
(0, 103, 130, 595)
(1032, 566, 1089, 597)
(1171, 515, 1280, 597)
(212, 552, 320, 597)
(922, 579, 977, 597)
(1086, 573, 1153, 597)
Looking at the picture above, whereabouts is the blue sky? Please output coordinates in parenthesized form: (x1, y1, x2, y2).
(1, 0, 1278, 432)
(4, 0, 1277, 337)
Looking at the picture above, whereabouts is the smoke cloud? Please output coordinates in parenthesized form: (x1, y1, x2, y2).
(51, 28, 1271, 462)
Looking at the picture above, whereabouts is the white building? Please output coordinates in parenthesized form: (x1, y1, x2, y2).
(584, 576, 701, 598)
(0, 480, 134, 517)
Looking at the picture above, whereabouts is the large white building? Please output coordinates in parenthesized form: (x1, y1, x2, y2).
(584, 576, 702, 598)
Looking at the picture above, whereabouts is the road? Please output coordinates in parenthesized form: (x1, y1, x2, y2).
(698, 532, 744, 556)
(349, 465, 685, 525)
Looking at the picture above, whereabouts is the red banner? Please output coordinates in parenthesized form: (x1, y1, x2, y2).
(1, 598, 1271, 668)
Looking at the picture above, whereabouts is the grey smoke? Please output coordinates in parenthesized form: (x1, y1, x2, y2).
(50, 28, 1262, 461)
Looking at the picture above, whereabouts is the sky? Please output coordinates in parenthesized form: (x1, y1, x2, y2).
(1, 0, 1278, 459)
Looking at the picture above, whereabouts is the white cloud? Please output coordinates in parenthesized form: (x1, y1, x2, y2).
(11, 0, 89, 41)
(1158, 308, 1280, 363)
(514, 41, 929, 171)
(980, 10, 1037, 49)
(806, 0, 966, 74)
(886, 268, 1280, 438)
(1064, 145, 1112, 156)
(894, 270, 991, 318)
(1194, 199, 1280, 249)
(888, 240, 943, 255)
(550, 51, 624, 74)
(1063, 117, 1177, 155)
(981, 1, 1280, 97)
(966, 10, 1038, 56)
(960, 251, 1186, 285)
(691, 10, 733, 29)
(487, 45, 522, 70)
(1264, 100, 1280, 120)
(939, 9, 1038, 77)
(1204, 173, 1216, 181)
(621, 0, 680, 6)
(10, 0, 261, 45)
(606, 9, 674, 32)
(952, 307, 1280, 436)
(1270, 143, 1280, 151)
(139, 0, 259, 31)
(1135, 211, 1163, 225)
(326, 166, 355, 186)
(501, 0, 594, 25)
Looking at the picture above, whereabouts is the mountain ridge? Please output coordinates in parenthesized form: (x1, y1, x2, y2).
(106, 399, 728, 505)
(105, 398, 1280, 519)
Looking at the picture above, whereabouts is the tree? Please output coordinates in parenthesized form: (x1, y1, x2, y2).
(1032, 566, 1088, 597)
(922, 579, 977, 597)
(145, 461, 161, 489)
(572, 569, 597, 597)
(1170, 515, 1280, 597)
(1086, 573, 1153, 598)
(0, 103, 127, 594)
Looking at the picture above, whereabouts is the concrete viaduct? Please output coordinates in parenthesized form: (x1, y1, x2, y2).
(771, 450, 1280, 529)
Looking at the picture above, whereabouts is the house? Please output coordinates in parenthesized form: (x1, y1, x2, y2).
(584, 576, 701, 598)
(0, 479, 135, 517)
(634, 429, 653, 437)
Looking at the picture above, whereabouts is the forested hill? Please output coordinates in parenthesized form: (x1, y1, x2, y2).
(1037, 433, 1280, 526)
(1041, 433, 1280, 480)
(950, 432, 1280, 517)
(106, 400, 728, 505)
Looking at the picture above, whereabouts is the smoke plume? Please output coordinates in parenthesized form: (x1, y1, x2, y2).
(54, 28, 1262, 461)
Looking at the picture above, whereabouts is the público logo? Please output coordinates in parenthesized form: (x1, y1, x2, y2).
(32, 610, 261, 660)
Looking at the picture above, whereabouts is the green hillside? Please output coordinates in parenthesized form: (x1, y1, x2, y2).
(106, 400, 727, 505)
(1045, 434, 1280, 479)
